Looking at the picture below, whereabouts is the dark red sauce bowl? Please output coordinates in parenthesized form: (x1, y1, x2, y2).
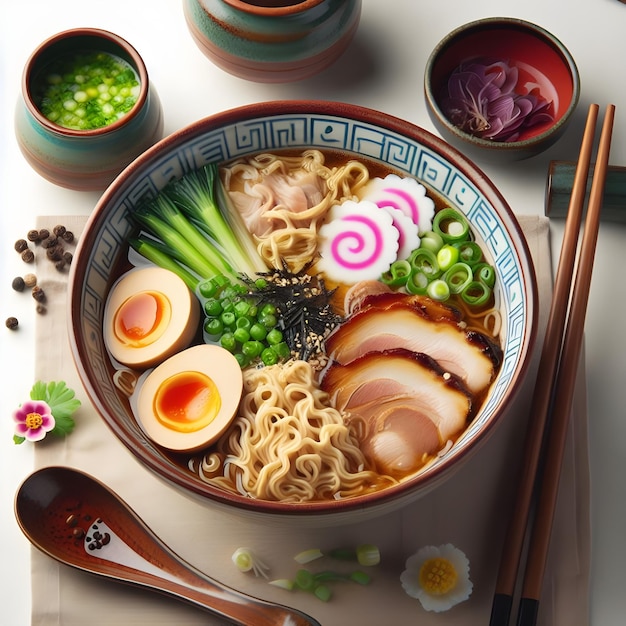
(424, 17, 580, 161)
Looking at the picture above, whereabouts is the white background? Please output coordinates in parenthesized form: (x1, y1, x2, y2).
(2, 1, 626, 624)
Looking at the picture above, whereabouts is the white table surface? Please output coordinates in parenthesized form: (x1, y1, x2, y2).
(2, 2, 625, 624)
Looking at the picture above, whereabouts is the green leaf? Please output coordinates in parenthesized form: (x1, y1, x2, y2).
(30, 381, 81, 437)
(13, 435, 25, 445)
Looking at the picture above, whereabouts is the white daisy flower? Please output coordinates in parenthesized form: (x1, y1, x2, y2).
(400, 543, 473, 612)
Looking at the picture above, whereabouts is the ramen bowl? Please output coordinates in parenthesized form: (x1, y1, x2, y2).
(68, 101, 537, 525)
(424, 17, 580, 162)
(15, 27, 164, 191)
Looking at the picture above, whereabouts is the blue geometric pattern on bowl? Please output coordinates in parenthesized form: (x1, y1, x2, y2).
(77, 111, 528, 464)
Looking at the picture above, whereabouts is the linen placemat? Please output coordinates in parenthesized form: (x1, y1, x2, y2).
(29, 214, 590, 626)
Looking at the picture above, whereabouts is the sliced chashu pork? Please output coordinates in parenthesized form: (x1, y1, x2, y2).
(325, 292, 501, 395)
(320, 348, 472, 476)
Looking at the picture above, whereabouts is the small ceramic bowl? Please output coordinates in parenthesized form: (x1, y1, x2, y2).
(15, 28, 164, 191)
(183, 0, 362, 82)
(424, 17, 580, 162)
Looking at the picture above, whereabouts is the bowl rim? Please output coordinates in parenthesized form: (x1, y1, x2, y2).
(69, 99, 538, 516)
(22, 27, 150, 138)
(221, 0, 329, 15)
(424, 16, 581, 152)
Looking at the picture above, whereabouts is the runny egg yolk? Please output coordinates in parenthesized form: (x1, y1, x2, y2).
(113, 291, 171, 347)
(153, 371, 221, 433)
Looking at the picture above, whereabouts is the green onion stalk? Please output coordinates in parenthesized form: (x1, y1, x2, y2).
(129, 161, 268, 294)
(165, 162, 267, 276)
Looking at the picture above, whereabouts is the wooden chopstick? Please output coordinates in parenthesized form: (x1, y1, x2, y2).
(515, 103, 615, 625)
(489, 103, 613, 626)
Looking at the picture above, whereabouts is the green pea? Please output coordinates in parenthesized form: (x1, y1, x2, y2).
(234, 352, 250, 368)
(272, 341, 291, 359)
(204, 317, 224, 336)
(261, 347, 279, 365)
(233, 327, 251, 344)
(198, 279, 217, 298)
(234, 299, 251, 317)
(221, 311, 236, 327)
(242, 340, 263, 358)
(266, 328, 283, 345)
(236, 316, 252, 331)
(260, 313, 277, 329)
(249, 323, 267, 341)
(220, 332, 236, 352)
(204, 298, 222, 317)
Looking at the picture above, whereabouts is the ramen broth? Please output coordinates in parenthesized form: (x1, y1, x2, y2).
(110, 148, 502, 502)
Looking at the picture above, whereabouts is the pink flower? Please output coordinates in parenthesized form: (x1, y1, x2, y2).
(13, 400, 55, 442)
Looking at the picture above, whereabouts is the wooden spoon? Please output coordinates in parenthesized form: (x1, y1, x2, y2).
(14, 466, 321, 626)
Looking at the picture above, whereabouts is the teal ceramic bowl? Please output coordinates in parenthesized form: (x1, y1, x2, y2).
(183, 0, 362, 82)
(15, 28, 164, 191)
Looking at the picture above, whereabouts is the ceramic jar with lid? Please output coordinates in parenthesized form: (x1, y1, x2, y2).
(183, 0, 362, 82)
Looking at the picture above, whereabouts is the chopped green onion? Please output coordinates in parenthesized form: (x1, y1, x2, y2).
(405, 270, 429, 295)
(350, 571, 372, 586)
(474, 262, 496, 288)
(269, 578, 295, 591)
(231, 547, 269, 578)
(327, 548, 357, 561)
(356, 544, 381, 567)
(313, 571, 349, 583)
(294, 548, 324, 564)
(294, 569, 316, 591)
(436, 244, 460, 272)
(461, 280, 492, 307)
(381, 259, 411, 287)
(427, 278, 451, 301)
(314, 584, 332, 602)
(409, 248, 441, 279)
(433, 207, 470, 244)
(443, 262, 473, 294)
(454, 241, 483, 266)
(419, 230, 445, 253)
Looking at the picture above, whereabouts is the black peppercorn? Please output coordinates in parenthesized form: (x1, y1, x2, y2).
(27, 229, 40, 242)
(5, 317, 19, 330)
(63, 251, 73, 264)
(38, 228, 50, 240)
(53, 224, 66, 237)
(46, 245, 64, 261)
(21, 249, 34, 263)
(32, 285, 46, 302)
(55, 260, 66, 272)
(62, 230, 75, 243)
(12, 276, 25, 292)
(14, 239, 28, 253)
(41, 235, 58, 249)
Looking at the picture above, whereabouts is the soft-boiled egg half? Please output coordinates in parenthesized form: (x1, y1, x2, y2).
(137, 344, 243, 452)
(104, 266, 200, 369)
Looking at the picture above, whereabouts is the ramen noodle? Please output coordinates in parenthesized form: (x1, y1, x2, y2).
(222, 149, 369, 272)
(189, 359, 395, 502)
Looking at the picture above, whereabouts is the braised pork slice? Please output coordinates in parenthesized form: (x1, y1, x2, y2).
(320, 348, 472, 475)
(325, 292, 501, 395)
